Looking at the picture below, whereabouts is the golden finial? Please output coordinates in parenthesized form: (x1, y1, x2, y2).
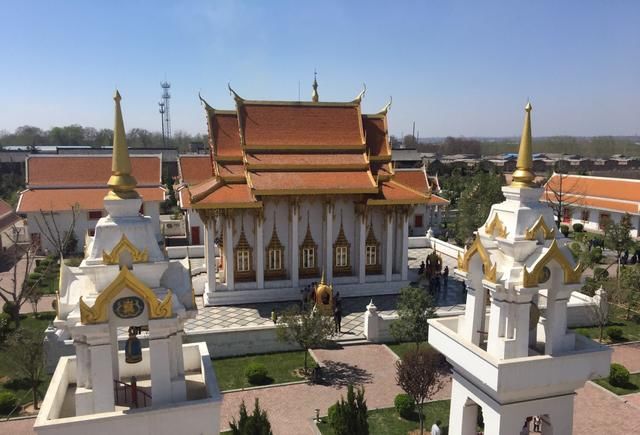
(319, 269, 326, 285)
(511, 102, 535, 188)
(106, 91, 139, 200)
(312, 70, 319, 103)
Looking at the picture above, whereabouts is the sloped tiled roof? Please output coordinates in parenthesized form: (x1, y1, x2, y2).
(178, 155, 213, 185)
(27, 155, 161, 187)
(0, 199, 21, 231)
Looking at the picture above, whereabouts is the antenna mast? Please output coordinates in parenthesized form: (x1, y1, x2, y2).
(160, 81, 172, 145)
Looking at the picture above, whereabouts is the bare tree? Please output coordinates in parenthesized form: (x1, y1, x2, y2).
(0, 226, 51, 327)
(544, 172, 584, 228)
(396, 347, 447, 435)
(33, 204, 80, 257)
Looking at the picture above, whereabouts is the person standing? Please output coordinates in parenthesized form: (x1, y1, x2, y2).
(442, 265, 449, 289)
(333, 300, 342, 334)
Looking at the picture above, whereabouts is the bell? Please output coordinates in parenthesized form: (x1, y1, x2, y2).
(125, 327, 142, 364)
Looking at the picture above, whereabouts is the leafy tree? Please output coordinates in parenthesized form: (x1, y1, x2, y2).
(7, 328, 45, 409)
(229, 399, 273, 435)
(276, 306, 335, 372)
(604, 216, 634, 300)
(329, 384, 368, 435)
(619, 265, 640, 320)
(390, 287, 436, 349)
(396, 347, 446, 435)
(454, 171, 505, 244)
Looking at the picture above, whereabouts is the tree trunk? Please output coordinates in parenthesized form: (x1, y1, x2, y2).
(304, 348, 308, 372)
(32, 381, 39, 410)
(10, 303, 21, 328)
(599, 323, 604, 343)
(419, 403, 424, 435)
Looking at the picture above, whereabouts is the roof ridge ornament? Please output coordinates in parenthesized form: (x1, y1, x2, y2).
(352, 83, 367, 103)
(511, 102, 536, 188)
(105, 90, 140, 200)
(198, 92, 214, 111)
(377, 96, 393, 115)
(228, 83, 244, 104)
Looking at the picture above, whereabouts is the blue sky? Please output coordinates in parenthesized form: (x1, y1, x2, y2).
(1, 0, 638, 137)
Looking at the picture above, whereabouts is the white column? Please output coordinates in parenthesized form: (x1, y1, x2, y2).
(291, 204, 299, 287)
(460, 284, 486, 345)
(385, 211, 393, 281)
(149, 323, 173, 406)
(448, 377, 478, 435)
(513, 300, 532, 358)
(487, 296, 507, 358)
(170, 330, 187, 402)
(546, 297, 570, 355)
(203, 216, 216, 306)
(358, 214, 366, 284)
(400, 212, 409, 281)
(224, 215, 234, 290)
(325, 202, 333, 282)
(87, 339, 114, 413)
(256, 215, 264, 289)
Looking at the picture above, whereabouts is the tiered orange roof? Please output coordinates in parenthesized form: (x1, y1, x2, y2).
(182, 89, 444, 209)
(543, 174, 640, 215)
(18, 155, 165, 213)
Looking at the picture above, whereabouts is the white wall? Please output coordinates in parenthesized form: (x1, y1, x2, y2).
(568, 207, 639, 238)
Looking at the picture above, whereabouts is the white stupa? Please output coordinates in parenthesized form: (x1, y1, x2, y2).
(428, 103, 611, 435)
(35, 92, 221, 435)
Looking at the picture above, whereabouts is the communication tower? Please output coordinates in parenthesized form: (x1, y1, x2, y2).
(160, 81, 172, 145)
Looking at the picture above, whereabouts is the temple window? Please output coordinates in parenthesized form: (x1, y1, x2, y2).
(265, 219, 286, 280)
(234, 223, 255, 281)
(365, 224, 382, 274)
(333, 217, 352, 276)
(299, 215, 319, 277)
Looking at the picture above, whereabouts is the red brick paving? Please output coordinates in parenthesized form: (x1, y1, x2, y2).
(611, 342, 640, 372)
(220, 344, 451, 435)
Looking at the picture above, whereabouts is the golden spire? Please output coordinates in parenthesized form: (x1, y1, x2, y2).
(106, 91, 139, 200)
(511, 102, 535, 188)
(311, 70, 319, 103)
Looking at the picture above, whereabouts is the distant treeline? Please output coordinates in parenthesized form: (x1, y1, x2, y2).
(392, 135, 640, 158)
(0, 125, 206, 150)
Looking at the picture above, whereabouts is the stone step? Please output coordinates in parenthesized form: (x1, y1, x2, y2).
(334, 336, 369, 346)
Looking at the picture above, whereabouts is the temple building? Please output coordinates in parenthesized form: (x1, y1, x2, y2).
(35, 92, 221, 435)
(428, 104, 611, 434)
(177, 82, 447, 305)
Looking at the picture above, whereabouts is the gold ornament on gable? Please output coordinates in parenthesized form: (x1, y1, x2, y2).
(102, 234, 148, 265)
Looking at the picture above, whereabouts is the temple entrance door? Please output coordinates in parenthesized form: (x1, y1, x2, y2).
(191, 226, 200, 245)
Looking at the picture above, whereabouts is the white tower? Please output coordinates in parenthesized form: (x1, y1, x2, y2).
(428, 103, 611, 435)
(35, 92, 221, 435)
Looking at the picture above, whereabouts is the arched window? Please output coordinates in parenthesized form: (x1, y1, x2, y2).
(234, 224, 254, 282)
(265, 220, 285, 280)
(365, 224, 382, 274)
(333, 220, 352, 276)
(299, 216, 319, 278)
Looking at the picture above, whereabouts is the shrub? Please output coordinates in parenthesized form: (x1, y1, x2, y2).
(394, 393, 415, 419)
(560, 224, 570, 237)
(0, 391, 18, 415)
(330, 384, 368, 435)
(609, 363, 630, 387)
(607, 327, 624, 342)
(0, 313, 10, 343)
(590, 247, 604, 264)
(593, 267, 609, 281)
(328, 403, 338, 425)
(572, 223, 584, 232)
(2, 302, 16, 317)
(29, 272, 42, 281)
(229, 399, 273, 435)
(245, 362, 269, 385)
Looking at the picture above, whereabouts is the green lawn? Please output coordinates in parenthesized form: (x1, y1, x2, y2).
(593, 373, 640, 396)
(212, 350, 310, 391)
(0, 311, 54, 415)
(386, 342, 433, 360)
(572, 306, 640, 343)
(317, 400, 451, 435)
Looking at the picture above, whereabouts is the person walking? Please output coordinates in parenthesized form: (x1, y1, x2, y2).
(430, 420, 441, 435)
(271, 308, 277, 325)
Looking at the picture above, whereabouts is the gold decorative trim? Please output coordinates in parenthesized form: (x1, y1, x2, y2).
(484, 213, 508, 238)
(102, 234, 148, 265)
(299, 214, 319, 277)
(333, 214, 352, 276)
(457, 237, 497, 282)
(522, 239, 583, 287)
(79, 268, 172, 324)
(234, 222, 255, 282)
(365, 224, 382, 274)
(525, 216, 556, 240)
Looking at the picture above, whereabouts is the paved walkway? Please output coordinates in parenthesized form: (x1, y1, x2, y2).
(220, 344, 451, 434)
